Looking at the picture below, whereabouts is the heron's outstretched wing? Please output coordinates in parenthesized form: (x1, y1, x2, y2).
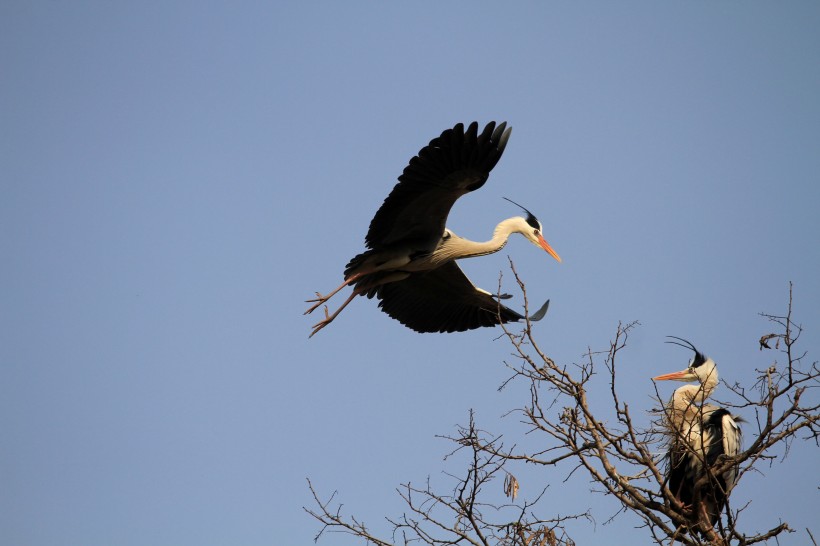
(375, 261, 547, 333)
(365, 121, 512, 249)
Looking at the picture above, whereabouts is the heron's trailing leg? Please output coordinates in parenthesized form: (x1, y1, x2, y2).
(309, 291, 358, 338)
(308, 272, 410, 336)
(304, 291, 337, 315)
(304, 273, 363, 315)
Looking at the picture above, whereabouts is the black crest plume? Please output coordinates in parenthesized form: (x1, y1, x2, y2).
(665, 335, 707, 368)
(503, 197, 540, 229)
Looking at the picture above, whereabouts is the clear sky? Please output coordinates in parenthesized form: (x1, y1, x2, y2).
(2, 2, 818, 545)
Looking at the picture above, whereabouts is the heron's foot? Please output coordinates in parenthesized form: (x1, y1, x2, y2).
(308, 306, 333, 338)
(304, 292, 329, 315)
(674, 502, 695, 519)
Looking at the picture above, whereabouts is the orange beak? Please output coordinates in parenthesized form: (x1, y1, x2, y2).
(537, 234, 562, 263)
(652, 369, 693, 381)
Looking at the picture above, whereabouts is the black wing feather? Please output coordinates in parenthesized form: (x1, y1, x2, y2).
(364, 121, 511, 249)
(703, 408, 740, 502)
(375, 261, 525, 333)
(666, 407, 741, 527)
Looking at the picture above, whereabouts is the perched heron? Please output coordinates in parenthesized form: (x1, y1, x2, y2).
(654, 336, 742, 529)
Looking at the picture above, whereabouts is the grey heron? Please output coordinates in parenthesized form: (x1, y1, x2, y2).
(654, 337, 742, 529)
(305, 121, 561, 337)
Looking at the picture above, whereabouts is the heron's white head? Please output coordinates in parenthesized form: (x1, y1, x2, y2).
(653, 336, 719, 388)
(504, 198, 561, 263)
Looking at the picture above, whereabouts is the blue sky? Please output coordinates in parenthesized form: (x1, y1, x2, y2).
(2, 2, 818, 545)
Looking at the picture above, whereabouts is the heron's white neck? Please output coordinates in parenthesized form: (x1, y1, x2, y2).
(434, 217, 528, 263)
(668, 369, 719, 421)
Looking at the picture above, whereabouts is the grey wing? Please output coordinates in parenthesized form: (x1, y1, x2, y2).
(375, 261, 539, 333)
(364, 121, 512, 249)
(720, 413, 742, 490)
(703, 408, 742, 493)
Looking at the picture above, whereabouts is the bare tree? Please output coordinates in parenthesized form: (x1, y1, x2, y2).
(306, 274, 818, 545)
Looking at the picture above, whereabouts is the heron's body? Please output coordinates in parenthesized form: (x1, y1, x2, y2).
(655, 338, 742, 530)
(305, 122, 561, 337)
(664, 389, 742, 525)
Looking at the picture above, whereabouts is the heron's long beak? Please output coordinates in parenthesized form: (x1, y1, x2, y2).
(537, 234, 562, 263)
(653, 369, 695, 382)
